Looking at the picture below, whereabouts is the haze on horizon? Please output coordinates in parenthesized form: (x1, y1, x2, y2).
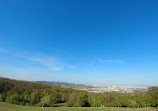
(0, 0, 158, 86)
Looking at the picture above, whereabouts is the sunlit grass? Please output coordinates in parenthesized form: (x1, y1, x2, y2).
(0, 102, 157, 111)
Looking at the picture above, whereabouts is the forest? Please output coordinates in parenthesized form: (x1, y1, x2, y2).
(0, 78, 158, 108)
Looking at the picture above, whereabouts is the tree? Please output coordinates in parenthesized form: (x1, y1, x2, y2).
(0, 94, 5, 102)
(104, 92, 117, 107)
(66, 92, 77, 107)
(30, 90, 43, 105)
(148, 87, 158, 107)
(6, 93, 21, 105)
(0, 78, 16, 93)
(74, 92, 90, 107)
(94, 93, 105, 107)
(61, 92, 69, 102)
(21, 90, 32, 105)
(133, 90, 151, 108)
(115, 93, 129, 107)
(127, 99, 137, 108)
(37, 94, 54, 107)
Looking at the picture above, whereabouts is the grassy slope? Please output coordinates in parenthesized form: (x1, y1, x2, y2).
(0, 102, 157, 111)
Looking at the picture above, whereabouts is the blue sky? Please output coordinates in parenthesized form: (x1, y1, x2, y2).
(0, 0, 158, 85)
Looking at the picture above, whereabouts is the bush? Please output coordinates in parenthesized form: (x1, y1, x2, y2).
(6, 93, 21, 105)
(30, 90, 43, 105)
(74, 92, 90, 107)
(127, 99, 137, 108)
(0, 94, 5, 102)
(37, 94, 54, 107)
(66, 92, 77, 107)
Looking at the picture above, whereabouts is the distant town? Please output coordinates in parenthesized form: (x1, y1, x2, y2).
(37, 81, 148, 93)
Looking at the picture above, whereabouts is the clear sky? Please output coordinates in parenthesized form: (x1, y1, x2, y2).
(0, 0, 158, 85)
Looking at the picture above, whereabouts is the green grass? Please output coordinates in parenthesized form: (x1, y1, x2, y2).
(0, 102, 157, 111)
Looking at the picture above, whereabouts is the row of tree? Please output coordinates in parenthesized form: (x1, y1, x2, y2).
(0, 78, 158, 107)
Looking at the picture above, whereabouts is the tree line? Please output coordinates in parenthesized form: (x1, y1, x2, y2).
(0, 78, 158, 107)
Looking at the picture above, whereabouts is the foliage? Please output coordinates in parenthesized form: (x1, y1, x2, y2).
(0, 77, 158, 108)
(37, 94, 54, 107)
(148, 87, 158, 107)
(74, 92, 90, 107)
(66, 92, 77, 107)
(6, 93, 21, 105)
(0, 94, 5, 102)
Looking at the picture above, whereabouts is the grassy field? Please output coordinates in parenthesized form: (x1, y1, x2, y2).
(0, 102, 157, 111)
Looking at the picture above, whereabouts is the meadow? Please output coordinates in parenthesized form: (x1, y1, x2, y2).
(0, 102, 157, 111)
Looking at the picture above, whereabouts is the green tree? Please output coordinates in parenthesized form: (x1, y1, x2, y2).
(104, 92, 117, 107)
(6, 93, 21, 105)
(148, 87, 158, 107)
(74, 92, 90, 107)
(66, 92, 77, 107)
(0, 94, 5, 102)
(21, 90, 32, 105)
(61, 92, 69, 102)
(95, 94, 105, 107)
(133, 90, 150, 108)
(30, 90, 43, 105)
(115, 93, 126, 107)
(127, 99, 137, 108)
(37, 94, 54, 107)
